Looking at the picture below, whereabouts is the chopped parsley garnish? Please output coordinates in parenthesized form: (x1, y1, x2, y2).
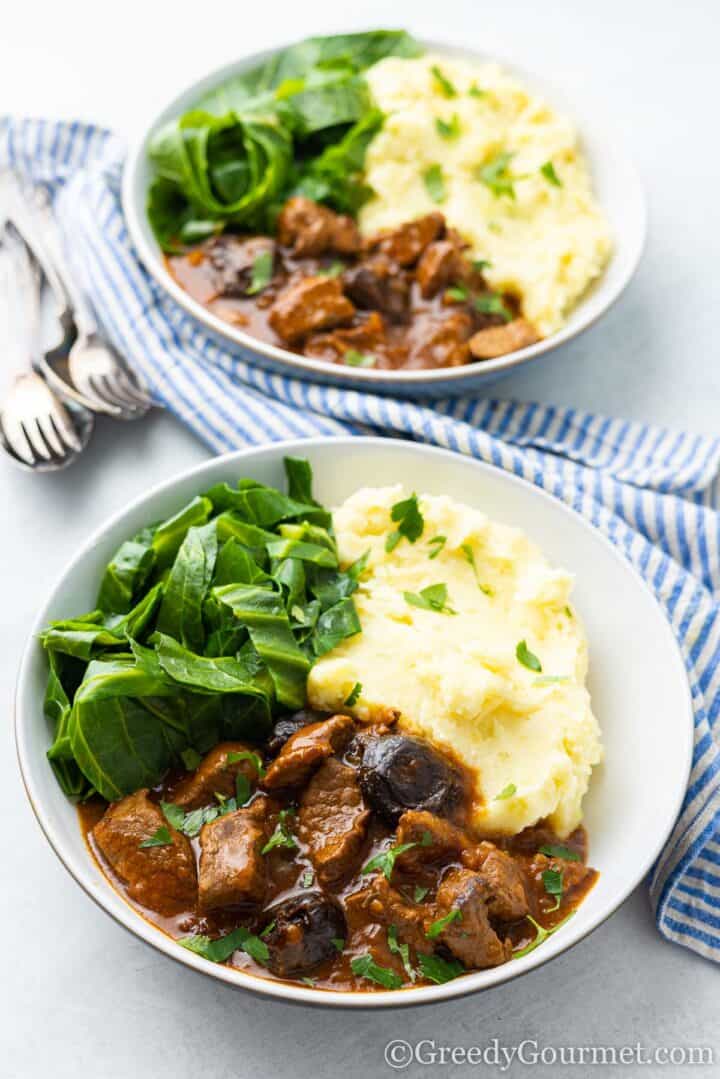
(495, 783, 517, 800)
(161, 798, 240, 838)
(332, 937, 345, 953)
(260, 920, 276, 938)
(423, 163, 446, 204)
(427, 535, 447, 559)
(534, 675, 569, 686)
(540, 161, 563, 187)
(180, 927, 269, 965)
(388, 925, 415, 982)
(430, 65, 457, 98)
(539, 844, 581, 862)
(413, 885, 430, 903)
(344, 682, 362, 707)
(362, 832, 430, 882)
(564, 605, 573, 618)
(160, 801, 185, 830)
(319, 260, 345, 277)
(180, 747, 202, 771)
(301, 869, 314, 888)
(474, 293, 512, 322)
(245, 249, 274, 295)
(301, 977, 316, 987)
(344, 349, 376, 368)
(472, 258, 492, 272)
(512, 912, 575, 959)
(351, 953, 403, 990)
(542, 868, 563, 911)
(386, 492, 424, 552)
(468, 83, 486, 98)
(426, 909, 462, 939)
(139, 826, 173, 849)
(362, 840, 420, 882)
(476, 151, 517, 199)
(516, 639, 542, 672)
(435, 114, 461, 139)
(261, 808, 297, 854)
(404, 583, 456, 615)
(226, 750, 266, 777)
(460, 543, 493, 595)
(445, 283, 469, 303)
(417, 952, 464, 984)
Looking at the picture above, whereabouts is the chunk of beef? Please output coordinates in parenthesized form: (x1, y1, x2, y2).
(369, 213, 445, 266)
(206, 236, 276, 298)
(345, 875, 427, 953)
(172, 742, 261, 810)
(304, 312, 387, 364)
(479, 848, 529, 922)
(416, 239, 468, 299)
(268, 276, 355, 343)
(395, 809, 468, 871)
(197, 795, 270, 911)
(342, 254, 411, 322)
(267, 709, 331, 757)
(469, 318, 540, 359)
(262, 714, 355, 791)
(93, 789, 196, 916)
(406, 311, 473, 369)
(298, 758, 370, 885)
(433, 868, 510, 968)
(277, 196, 361, 257)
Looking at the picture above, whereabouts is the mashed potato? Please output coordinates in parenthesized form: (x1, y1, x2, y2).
(360, 55, 612, 337)
(307, 487, 603, 838)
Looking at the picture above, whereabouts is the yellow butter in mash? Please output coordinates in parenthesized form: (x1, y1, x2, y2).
(360, 55, 612, 337)
(307, 487, 603, 838)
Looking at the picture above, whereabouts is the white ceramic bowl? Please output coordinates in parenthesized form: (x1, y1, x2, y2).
(15, 439, 691, 1007)
(123, 37, 647, 397)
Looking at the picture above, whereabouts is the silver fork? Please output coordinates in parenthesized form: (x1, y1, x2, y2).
(2, 175, 153, 419)
(0, 225, 93, 469)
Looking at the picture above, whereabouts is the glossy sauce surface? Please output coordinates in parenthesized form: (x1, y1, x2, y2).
(79, 721, 597, 993)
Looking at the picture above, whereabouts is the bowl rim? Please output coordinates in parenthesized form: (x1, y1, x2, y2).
(14, 437, 693, 1008)
(121, 34, 647, 388)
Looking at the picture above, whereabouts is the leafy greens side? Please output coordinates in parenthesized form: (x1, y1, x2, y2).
(40, 458, 363, 802)
(147, 30, 422, 249)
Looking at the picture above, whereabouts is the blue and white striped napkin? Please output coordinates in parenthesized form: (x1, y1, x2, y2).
(3, 117, 720, 963)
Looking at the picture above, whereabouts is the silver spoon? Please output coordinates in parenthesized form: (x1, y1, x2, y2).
(0, 225, 93, 470)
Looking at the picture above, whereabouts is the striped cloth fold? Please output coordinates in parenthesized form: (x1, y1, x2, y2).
(3, 117, 720, 961)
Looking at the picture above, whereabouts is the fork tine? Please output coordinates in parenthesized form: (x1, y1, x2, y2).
(87, 373, 138, 413)
(23, 419, 52, 461)
(115, 369, 152, 408)
(49, 400, 83, 454)
(100, 373, 146, 412)
(1, 414, 36, 466)
(37, 411, 67, 458)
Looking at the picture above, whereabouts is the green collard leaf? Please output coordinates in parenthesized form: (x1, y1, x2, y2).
(156, 521, 218, 652)
(152, 497, 213, 570)
(97, 530, 155, 613)
(312, 597, 361, 657)
(214, 584, 311, 708)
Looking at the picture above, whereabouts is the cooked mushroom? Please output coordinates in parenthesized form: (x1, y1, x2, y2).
(262, 892, 347, 976)
(359, 734, 466, 825)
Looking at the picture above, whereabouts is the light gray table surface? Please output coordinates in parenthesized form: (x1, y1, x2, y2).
(1, 1, 718, 1076)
